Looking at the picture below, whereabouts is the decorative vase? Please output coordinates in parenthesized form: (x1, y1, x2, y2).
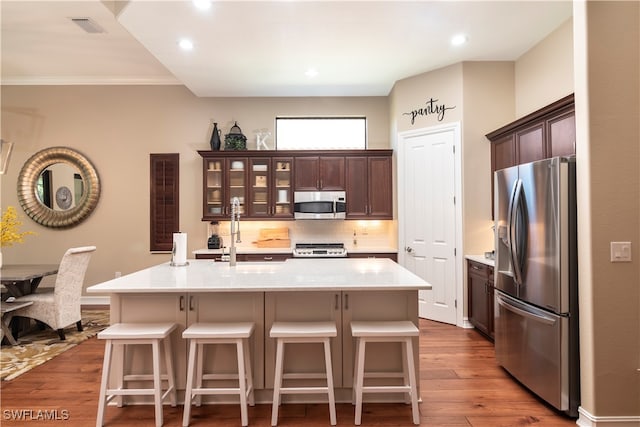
(224, 122, 247, 151)
(209, 122, 221, 151)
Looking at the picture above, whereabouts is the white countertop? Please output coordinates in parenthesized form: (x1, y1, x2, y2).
(465, 254, 495, 267)
(87, 258, 430, 294)
(193, 246, 398, 255)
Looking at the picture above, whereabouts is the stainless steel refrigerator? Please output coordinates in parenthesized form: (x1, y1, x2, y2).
(494, 156, 579, 417)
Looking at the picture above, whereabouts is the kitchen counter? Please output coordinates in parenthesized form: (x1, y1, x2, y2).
(465, 254, 495, 267)
(87, 258, 429, 405)
(192, 246, 398, 256)
(87, 258, 429, 294)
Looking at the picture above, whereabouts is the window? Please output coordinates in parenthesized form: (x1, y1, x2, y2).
(150, 153, 179, 252)
(276, 117, 366, 150)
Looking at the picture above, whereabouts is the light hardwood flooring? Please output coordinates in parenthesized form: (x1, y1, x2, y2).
(0, 316, 577, 426)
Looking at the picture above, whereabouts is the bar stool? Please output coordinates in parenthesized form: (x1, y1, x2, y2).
(270, 321, 337, 426)
(182, 322, 255, 427)
(350, 320, 420, 425)
(96, 322, 177, 427)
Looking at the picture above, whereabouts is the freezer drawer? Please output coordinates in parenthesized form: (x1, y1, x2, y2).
(494, 291, 569, 412)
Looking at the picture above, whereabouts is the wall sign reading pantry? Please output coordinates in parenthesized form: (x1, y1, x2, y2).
(403, 97, 456, 124)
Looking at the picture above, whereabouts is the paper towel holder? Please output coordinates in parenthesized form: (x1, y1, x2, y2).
(170, 237, 189, 267)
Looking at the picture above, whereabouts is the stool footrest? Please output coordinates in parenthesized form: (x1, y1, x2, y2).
(201, 373, 240, 381)
(106, 386, 175, 398)
(123, 374, 172, 382)
(363, 371, 405, 379)
(192, 386, 253, 395)
(362, 385, 412, 393)
(282, 372, 328, 380)
(279, 386, 331, 394)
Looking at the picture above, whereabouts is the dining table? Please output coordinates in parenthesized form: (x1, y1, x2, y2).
(1, 264, 59, 298)
(0, 264, 59, 343)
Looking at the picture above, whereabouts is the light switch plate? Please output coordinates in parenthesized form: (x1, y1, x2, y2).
(610, 242, 632, 262)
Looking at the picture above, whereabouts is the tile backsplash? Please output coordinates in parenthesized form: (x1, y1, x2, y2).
(203, 220, 397, 251)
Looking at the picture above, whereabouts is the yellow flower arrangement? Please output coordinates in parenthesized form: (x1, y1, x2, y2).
(1, 206, 35, 247)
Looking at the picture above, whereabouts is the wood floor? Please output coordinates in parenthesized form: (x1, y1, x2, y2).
(0, 316, 577, 426)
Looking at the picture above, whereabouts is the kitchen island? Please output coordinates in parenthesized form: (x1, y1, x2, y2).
(87, 258, 430, 404)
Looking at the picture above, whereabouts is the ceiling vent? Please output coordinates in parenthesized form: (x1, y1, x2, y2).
(70, 17, 105, 34)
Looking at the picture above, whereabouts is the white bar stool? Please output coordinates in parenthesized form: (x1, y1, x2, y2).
(182, 322, 255, 427)
(270, 321, 337, 426)
(350, 320, 420, 425)
(96, 322, 177, 427)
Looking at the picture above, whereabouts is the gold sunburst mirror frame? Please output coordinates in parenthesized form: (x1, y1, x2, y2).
(17, 147, 100, 228)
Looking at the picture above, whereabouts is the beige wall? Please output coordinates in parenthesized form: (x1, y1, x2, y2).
(460, 61, 514, 255)
(388, 61, 514, 324)
(515, 18, 574, 117)
(391, 63, 463, 134)
(389, 60, 516, 258)
(573, 0, 639, 419)
(0, 86, 389, 288)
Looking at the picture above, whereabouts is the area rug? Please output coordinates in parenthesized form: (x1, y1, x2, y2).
(0, 309, 109, 381)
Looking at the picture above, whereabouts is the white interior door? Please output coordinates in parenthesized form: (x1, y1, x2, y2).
(398, 124, 459, 325)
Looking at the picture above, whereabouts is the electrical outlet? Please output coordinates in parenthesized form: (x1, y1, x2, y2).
(115, 271, 122, 278)
(610, 242, 632, 262)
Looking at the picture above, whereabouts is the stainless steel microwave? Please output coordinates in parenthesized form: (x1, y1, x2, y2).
(294, 191, 346, 219)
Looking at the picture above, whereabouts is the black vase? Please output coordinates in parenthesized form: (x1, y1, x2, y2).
(210, 122, 221, 151)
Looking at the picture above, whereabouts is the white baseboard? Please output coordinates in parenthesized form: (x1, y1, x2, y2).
(461, 317, 474, 329)
(81, 296, 110, 306)
(577, 407, 640, 427)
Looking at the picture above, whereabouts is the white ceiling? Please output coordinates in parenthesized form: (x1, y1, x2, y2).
(1, 1, 573, 97)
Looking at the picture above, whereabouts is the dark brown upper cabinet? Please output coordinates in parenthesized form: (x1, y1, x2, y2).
(486, 94, 575, 217)
(346, 154, 393, 219)
(294, 156, 345, 191)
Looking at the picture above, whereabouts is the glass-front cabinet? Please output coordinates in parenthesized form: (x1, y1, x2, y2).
(227, 158, 247, 216)
(248, 157, 292, 218)
(203, 157, 247, 220)
(204, 159, 224, 218)
(272, 157, 293, 217)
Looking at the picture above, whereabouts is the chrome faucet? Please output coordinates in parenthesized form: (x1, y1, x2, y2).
(229, 197, 241, 266)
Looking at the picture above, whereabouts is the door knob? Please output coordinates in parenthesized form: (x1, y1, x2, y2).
(406, 246, 413, 253)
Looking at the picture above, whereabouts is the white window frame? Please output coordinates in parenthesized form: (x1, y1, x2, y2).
(275, 117, 367, 150)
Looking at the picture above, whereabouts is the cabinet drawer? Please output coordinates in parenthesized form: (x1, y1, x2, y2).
(468, 260, 492, 278)
(242, 253, 291, 262)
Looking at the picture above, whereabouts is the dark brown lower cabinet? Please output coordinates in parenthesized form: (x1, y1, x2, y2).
(467, 259, 494, 340)
(195, 253, 291, 262)
(195, 252, 397, 262)
(348, 252, 397, 262)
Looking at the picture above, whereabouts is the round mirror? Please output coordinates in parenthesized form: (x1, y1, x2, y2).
(17, 147, 100, 228)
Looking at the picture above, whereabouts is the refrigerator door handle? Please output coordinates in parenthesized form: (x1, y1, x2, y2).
(496, 293, 556, 326)
(509, 179, 524, 285)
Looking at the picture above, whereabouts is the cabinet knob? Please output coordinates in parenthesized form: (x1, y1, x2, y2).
(405, 246, 413, 253)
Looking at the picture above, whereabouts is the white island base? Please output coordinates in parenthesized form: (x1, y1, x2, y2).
(88, 258, 431, 405)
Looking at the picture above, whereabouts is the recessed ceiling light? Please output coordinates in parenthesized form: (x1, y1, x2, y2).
(179, 39, 194, 51)
(305, 68, 319, 78)
(193, 0, 212, 10)
(451, 34, 468, 46)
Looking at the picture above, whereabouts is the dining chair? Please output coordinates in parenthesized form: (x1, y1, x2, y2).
(13, 246, 96, 340)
